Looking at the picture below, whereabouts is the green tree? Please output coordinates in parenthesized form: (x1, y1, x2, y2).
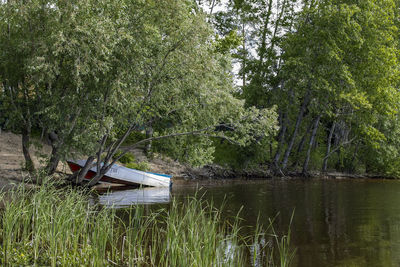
(0, 0, 57, 172)
(68, 0, 278, 186)
(217, 0, 400, 175)
(1, 0, 278, 184)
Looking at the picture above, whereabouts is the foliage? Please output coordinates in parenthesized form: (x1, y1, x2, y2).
(213, 138, 274, 169)
(112, 150, 149, 171)
(122, 131, 147, 147)
(204, 0, 400, 175)
(113, 151, 135, 164)
(2, 0, 400, 176)
(153, 136, 216, 167)
(0, 0, 278, 179)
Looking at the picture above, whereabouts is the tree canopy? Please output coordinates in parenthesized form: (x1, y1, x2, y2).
(0, 0, 278, 184)
(205, 0, 400, 176)
(1, 0, 400, 182)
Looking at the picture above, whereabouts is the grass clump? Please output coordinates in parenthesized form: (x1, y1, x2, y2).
(125, 161, 149, 171)
(0, 181, 295, 266)
(113, 150, 149, 171)
(113, 151, 136, 164)
(0, 182, 119, 266)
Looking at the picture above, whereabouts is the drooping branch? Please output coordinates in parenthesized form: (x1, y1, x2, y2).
(85, 124, 241, 187)
(112, 124, 239, 166)
(128, 129, 240, 150)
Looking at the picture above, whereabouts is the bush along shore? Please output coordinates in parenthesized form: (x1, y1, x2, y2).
(0, 180, 295, 266)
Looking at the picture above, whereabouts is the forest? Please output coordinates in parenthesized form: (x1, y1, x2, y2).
(1, 0, 400, 182)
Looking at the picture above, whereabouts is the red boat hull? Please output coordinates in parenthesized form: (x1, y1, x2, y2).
(67, 161, 138, 186)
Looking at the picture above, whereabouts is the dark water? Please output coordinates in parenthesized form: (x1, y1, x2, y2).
(174, 179, 400, 267)
(98, 179, 400, 267)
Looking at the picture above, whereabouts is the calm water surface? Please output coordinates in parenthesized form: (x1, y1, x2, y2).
(99, 179, 400, 267)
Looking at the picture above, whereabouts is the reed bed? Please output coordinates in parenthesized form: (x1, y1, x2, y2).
(0, 181, 294, 266)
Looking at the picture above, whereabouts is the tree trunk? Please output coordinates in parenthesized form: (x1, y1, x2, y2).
(281, 90, 310, 170)
(87, 162, 113, 187)
(334, 121, 346, 170)
(291, 119, 314, 168)
(322, 122, 336, 172)
(88, 170, 106, 187)
(297, 120, 313, 154)
(302, 115, 321, 175)
(70, 156, 96, 184)
(47, 147, 60, 175)
(257, 0, 274, 70)
(145, 125, 153, 156)
(46, 132, 60, 175)
(21, 127, 35, 173)
(242, 18, 246, 87)
(40, 127, 45, 141)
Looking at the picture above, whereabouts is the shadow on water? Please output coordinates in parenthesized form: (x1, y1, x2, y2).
(94, 178, 400, 267)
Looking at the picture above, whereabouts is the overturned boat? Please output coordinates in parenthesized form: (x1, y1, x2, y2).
(67, 159, 172, 187)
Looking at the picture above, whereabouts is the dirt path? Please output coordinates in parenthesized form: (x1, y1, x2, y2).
(0, 131, 34, 188)
(0, 132, 73, 188)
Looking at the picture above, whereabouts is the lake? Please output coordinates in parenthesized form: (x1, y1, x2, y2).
(97, 179, 400, 267)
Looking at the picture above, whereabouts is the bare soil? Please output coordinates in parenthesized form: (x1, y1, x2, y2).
(0, 131, 42, 189)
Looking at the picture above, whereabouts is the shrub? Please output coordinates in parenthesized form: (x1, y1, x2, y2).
(125, 161, 149, 171)
(113, 151, 135, 164)
(122, 131, 146, 146)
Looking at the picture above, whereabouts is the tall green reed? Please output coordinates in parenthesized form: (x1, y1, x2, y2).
(0, 180, 295, 266)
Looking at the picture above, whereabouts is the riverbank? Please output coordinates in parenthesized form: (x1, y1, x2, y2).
(0, 131, 209, 187)
(0, 131, 394, 190)
(0, 131, 269, 186)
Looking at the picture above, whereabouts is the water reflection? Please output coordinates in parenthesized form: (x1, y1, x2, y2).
(97, 187, 170, 207)
(95, 179, 400, 266)
(171, 179, 400, 267)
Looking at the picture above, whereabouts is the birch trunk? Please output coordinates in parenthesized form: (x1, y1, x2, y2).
(281, 90, 310, 169)
(322, 122, 336, 172)
(302, 115, 321, 175)
(145, 125, 153, 156)
(297, 120, 313, 154)
(291, 119, 314, 168)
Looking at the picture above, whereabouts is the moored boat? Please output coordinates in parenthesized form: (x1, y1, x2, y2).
(67, 159, 172, 187)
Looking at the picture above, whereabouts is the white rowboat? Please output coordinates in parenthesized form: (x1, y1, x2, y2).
(67, 159, 172, 187)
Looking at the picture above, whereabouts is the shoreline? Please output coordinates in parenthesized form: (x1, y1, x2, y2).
(0, 131, 396, 191)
